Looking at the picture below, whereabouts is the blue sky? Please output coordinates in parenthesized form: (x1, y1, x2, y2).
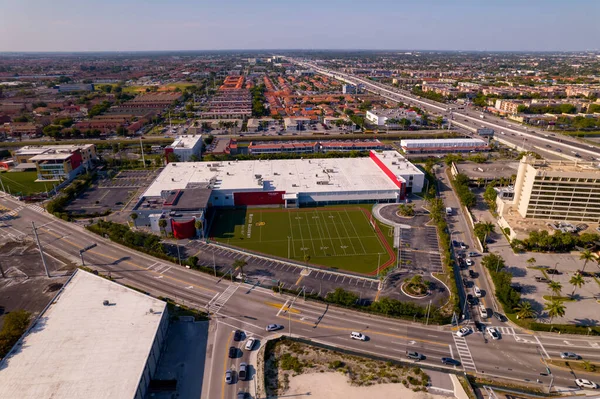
(0, 0, 598, 52)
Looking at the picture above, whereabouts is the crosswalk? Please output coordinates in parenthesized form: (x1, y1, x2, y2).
(495, 326, 516, 336)
(208, 284, 239, 314)
(0, 203, 45, 221)
(452, 334, 477, 372)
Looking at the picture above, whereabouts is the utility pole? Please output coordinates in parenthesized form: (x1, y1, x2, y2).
(139, 136, 146, 169)
(32, 221, 50, 278)
(212, 251, 216, 277)
(176, 242, 182, 266)
(425, 299, 432, 325)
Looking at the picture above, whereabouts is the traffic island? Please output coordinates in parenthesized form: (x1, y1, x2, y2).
(401, 275, 431, 299)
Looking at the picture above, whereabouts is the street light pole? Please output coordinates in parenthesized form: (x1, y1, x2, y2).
(32, 221, 50, 278)
(212, 251, 216, 277)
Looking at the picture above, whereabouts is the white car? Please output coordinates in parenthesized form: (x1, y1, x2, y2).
(350, 331, 367, 341)
(575, 379, 598, 389)
(487, 327, 501, 340)
(245, 337, 256, 351)
(456, 327, 471, 337)
(465, 259, 473, 266)
(474, 286, 482, 297)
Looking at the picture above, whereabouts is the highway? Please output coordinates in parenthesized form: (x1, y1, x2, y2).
(291, 59, 600, 161)
(2, 195, 600, 398)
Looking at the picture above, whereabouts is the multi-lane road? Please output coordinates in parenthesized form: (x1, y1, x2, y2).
(2, 194, 600, 398)
(291, 59, 600, 161)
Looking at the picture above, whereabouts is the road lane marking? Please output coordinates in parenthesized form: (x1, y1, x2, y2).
(221, 330, 234, 399)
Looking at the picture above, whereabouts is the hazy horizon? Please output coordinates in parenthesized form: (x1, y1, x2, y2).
(1, 0, 599, 52)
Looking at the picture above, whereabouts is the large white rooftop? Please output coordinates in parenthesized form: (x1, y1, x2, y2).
(0, 270, 167, 399)
(143, 151, 406, 197)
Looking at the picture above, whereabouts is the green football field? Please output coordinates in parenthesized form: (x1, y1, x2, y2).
(0, 171, 51, 195)
(210, 207, 396, 275)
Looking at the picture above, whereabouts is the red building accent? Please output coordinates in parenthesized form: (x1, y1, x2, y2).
(369, 151, 405, 199)
(164, 147, 174, 164)
(69, 150, 83, 170)
(234, 191, 285, 206)
(171, 219, 196, 239)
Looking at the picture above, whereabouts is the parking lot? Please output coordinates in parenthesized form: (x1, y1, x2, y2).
(181, 240, 382, 302)
(66, 170, 159, 216)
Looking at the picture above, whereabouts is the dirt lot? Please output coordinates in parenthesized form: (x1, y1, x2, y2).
(264, 339, 431, 398)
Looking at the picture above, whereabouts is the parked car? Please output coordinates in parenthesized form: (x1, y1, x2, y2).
(468, 252, 478, 257)
(441, 357, 461, 366)
(469, 270, 477, 279)
(229, 346, 237, 358)
(406, 351, 424, 361)
(350, 331, 367, 341)
(266, 324, 283, 332)
(575, 379, 598, 389)
(237, 392, 248, 399)
(238, 362, 248, 380)
(225, 369, 233, 384)
(456, 327, 472, 337)
(561, 352, 579, 360)
(234, 329, 243, 341)
(474, 286, 482, 297)
(460, 242, 468, 249)
(488, 327, 501, 340)
(466, 294, 478, 306)
(465, 259, 474, 266)
(245, 337, 256, 351)
(535, 276, 550, 283)
(547, 269, 562, 275)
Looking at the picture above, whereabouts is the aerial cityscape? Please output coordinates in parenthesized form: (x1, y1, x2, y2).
(1, 1, 600, 399)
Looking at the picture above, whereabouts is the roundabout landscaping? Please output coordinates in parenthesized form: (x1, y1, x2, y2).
(400, 275, 431, 298)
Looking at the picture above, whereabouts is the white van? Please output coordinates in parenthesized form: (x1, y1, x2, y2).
(446, 207, 452, 216)
(479, 304, 488, 319)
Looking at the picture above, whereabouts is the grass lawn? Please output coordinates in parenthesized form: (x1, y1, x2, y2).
(210, 206, 396, 275)
(0, 171, 53, 195)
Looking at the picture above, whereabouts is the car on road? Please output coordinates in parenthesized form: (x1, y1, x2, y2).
(561, 352, 580, 360)
(266, 324, 283, 332)
(546, 269, 562, 275)
(238, 362, 248, 380)
(245, 337, 256, 351)
(406, 351, 424, 361)
(465, 258, 474, 266)
(456, 327, 472, 337)
(493, 312, 507, 322)
(237, 392, 249, 399)
(234, 329, 243, 341)
(488, 327, 501, 340)
(466, 294, 478, 306)
(225, 369, 233, 384)
(229, 346, 237, 358)
(535, 276, 550, 283)
(350, 331, 367, 341)
(474, 286, 482, 297)
(575, 379, 598, 389)
(441, 357, 461, 366)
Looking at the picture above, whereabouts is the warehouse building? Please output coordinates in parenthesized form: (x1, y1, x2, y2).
(400, 138, 490, 154)
(136, 151, 424, 237)
(0, 270, 168, 399)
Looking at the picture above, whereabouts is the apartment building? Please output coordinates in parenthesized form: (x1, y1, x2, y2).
(513, 156, 600, 222)
(495, 99, 527, 114)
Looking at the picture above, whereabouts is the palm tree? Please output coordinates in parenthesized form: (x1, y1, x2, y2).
(579, 249, 595, 273)
(548, 281, 562, 299)
(569, 273, 585, 297)
(232, 259, 247, 279)
(515, 301, 536, 319)
(130, 212, 138, 222)
(158, 218, 167, 236)
(544, 300, 566, 325)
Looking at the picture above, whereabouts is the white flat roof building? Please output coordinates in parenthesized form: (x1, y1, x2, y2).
(400, 138, 489, 153)
(0, 270, 168, 399)
(142, 151, 423, 207)
(166, 135, 203, 162)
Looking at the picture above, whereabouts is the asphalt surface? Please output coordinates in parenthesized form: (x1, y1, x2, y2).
(2, 194, 600, 399)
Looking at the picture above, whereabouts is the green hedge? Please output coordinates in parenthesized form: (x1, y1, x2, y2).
(530, 322, 600, 336)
